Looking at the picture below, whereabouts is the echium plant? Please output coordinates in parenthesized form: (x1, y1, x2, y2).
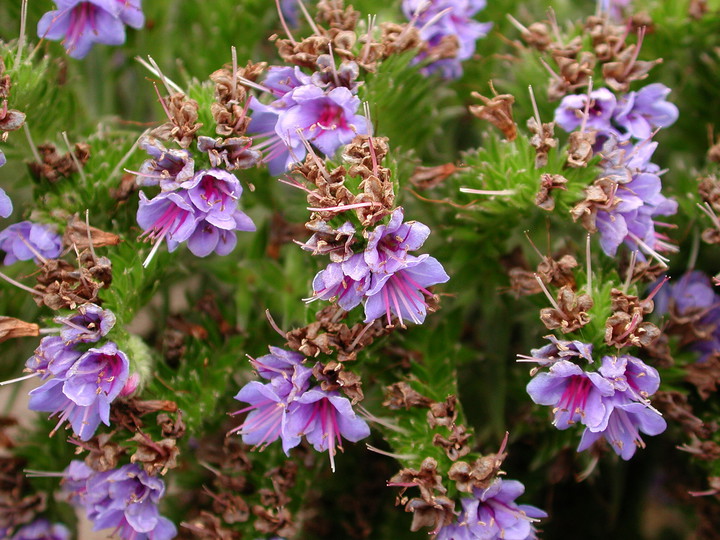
(2, 0, 720, 538)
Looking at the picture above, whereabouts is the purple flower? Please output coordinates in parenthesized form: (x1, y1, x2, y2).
(182, 169, 245, 229)
(275, 86, 368, 162)
(231, 348, 370, 470)
(136, 137, 195, 190)
(517, 335, 594, 367)
(363, 254, 449, 325)
(10, 519, 70, 540)
(0, 187, 12, 219)
(284, 388, 371, 471)
(263, 66, 312, 98)
(593, 137, 678, 261)
(526, 360, 615, 431)
(29, 341, 129, 440)
(137, 190, 200, 258)
(653, 271, 720, 362)
(364, 207, 431, 275)
(37, 0, 144, 59)
(402, 0, 492, 79)
(56, 303, 116, 344)
(230, 380, 303, 453)
(249, 84, 369, 175)
(25, 336, 82, 379)
(437, 478, 547, 540)
(181, 168, 255, 257)
(555, 88, 618, 135)
(0, 221, 63, 265)
(597, 354, 661, 403)
(64, 461, 177, 540)
(577, 395, 666, 460)
(230, 347, 312, 452)
(310, 253, 371, 311)
(196, 136, 261, 171)
(614, 84, 678, 140)
(595, 172, 678, 260)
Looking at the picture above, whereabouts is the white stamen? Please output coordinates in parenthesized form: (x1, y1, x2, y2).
(23, 123, 42, 164)
(459, 188, 516, 196)
(15, 0, 29, 66)
(534, 273, 561, 310)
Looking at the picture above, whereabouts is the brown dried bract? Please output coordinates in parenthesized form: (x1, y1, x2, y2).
(389, 457, 447, 501)
(383, 381, 434, 410)
(157, 410, 186, 439)
(285, 306, 390, 362)
(275, 34, 333, 69)
(211, 61, 265, 137)
(604, 288, 660, 348)
(404, 496, 456, 533)
(469, 90, 517, 141)
(317, 0, 360, 31)
(312, 361, 364, 403)
(180, 512, 239, 540)
(571, 176, 619, 232)
(518, 22, 552, 51)
(653, 390, 712, 438)
(0, 316, 39, 343)
(409, 163, 458, 190)
(80, 433, 124, 472)
(130, 432, 180, 476)
(151, 93, 202, 148)
(379, 22, 424, 57)
(535, 173, 568, 211)
(448, 451, 506, 493)
(602, 44, 661, 93)
(427, 395, 458, 429)
(527, 117, 557, 168)
(538, 254, 578, 289)
(540, 285, 593, 333)
(252, 505, 297, 537)
(685, 354, 720, 400)
(433, 425, 472, 461)
(0, 101, 25, 133)
(699, 175, 720, 212)
(28, 142, 90, 183)
(566, 130, 596, 168)
(63, 214, 121, 250)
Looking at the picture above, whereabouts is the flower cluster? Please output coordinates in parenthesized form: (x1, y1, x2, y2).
(0, 221, 62, 265)
(8, 519, 70, 540)
(230, 347, 370, 471)
(654, 271, 720, 362)
(135, 138, 256, 265)
(248, 63, 369, 174)
(560, 84, 679, 262)
(402, 0, 492, 79)
(437, 479, 547, 540)
(555, 84, 678, 143)
(24, 304, 134, 441)
(63, 460, 176, 539)
(523, 337, 666, 460)
(310, 207, 449, 326)
(37, 0, 145, 59)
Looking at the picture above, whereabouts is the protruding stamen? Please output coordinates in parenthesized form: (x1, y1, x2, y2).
(265, 309, 286, 337)
(459, 188, 516, 196)
(275, 0, 297, 44)
(0, 270, 43, 296)
(585, 233, 592, 294)
(296, 0, 322, 36)
(534, 273, 561, 310)
(622, 250, 637, 292)
(23, 123, 42, 164)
